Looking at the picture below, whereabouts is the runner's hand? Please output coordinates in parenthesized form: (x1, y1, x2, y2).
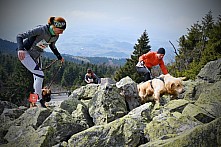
(60, 57, 65, 63)
(18, 50, 25, 61)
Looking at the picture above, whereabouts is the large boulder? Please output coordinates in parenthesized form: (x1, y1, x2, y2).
(1, 106, 27, 122)
(141, 117, 221, 147)
(116, 76, 140, 111)
(2, 108, 52, 146)
(60, 98, 85, 114)
(1, 106, 88, 146)
(12, 107, 52, 129)
(182, 104, 215, 123)
(68, 115, 146, 147)
(194, 81, 221, 118)
(71, 103, 94, 127)
(144, 109, 202, 142)
(3, 125, 53, 147)
(182, 81, 221, 124)
(88, 84, 127, 125)
(39, 107, 87, 144)
(181, 80, 209, 101)
(197, 58, 221, 83)
(0, 101, 18, 114)
(70, 84, 100, 100)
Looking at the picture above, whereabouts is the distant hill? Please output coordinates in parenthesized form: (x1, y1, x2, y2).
(0, 38, 17, 55)
(95, 51, 129, 59)
(55, 54, 126, 66)
(0, 38, 126, 66)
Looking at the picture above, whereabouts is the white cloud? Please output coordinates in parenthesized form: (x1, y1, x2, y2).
(69, 10, 108, 21)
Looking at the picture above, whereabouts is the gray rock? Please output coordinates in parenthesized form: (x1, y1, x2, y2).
(142, 117, 221, 147)
(0, 101, 18, 114)
(60, 98, 84, 114)
(88, 85, 127, 125)
(183, 103, 215, 123)
(197, 58, 221, 83)
(194, 81, 221, 118)
(39, 107, 87, 145)
(68, 115, 145, 147)
(116, 76, 140, 111)
(70, 84, 100, 100)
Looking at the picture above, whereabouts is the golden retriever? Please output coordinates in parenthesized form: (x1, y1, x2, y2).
(137, 74, 185, 105)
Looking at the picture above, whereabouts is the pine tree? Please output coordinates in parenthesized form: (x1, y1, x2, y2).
(10, 61, 33, 105)
(170, 11, 220, 79)
(0, 54, 32, 105)
(201, 14, 221, 64)
(61, 65, 75, 87)
(114, 30, 151, 83)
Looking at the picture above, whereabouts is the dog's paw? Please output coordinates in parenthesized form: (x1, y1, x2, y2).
(153, 102, 160, 110)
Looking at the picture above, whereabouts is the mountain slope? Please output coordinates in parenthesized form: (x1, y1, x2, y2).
(0, 38, 126, 66)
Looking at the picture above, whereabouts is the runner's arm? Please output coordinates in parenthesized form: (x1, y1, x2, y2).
(16, 27, 41, 50)
(49, 43, 62, 60)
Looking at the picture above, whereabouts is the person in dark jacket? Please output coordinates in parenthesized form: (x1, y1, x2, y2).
(84, 68, 100, 84)
(17, 16, 66, 107)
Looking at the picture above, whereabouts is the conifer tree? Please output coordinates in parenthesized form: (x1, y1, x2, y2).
(170, 11, 220, 79)
(10, 61, 33, 105)
(114, 30, 151, 83)
(61, 65, 75, 87)
(201, 14, 221, 64)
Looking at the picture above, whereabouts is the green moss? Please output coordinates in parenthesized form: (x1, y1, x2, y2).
(144, 117, 221, 147)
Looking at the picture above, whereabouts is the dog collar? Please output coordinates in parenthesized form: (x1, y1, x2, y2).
(156, 77, 165, 83)
(150, 80, 154, 89)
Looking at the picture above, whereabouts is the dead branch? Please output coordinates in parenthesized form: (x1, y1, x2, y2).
(169, 40, 179, 57)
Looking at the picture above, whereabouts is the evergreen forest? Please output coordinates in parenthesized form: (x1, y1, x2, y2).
(0, 52, 119, 105)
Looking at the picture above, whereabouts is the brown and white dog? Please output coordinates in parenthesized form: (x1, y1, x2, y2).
(137, 74, 185, 105)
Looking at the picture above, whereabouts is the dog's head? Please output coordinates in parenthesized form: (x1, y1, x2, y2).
(42, 86, 51, 102)
(164, 76, 185, 96)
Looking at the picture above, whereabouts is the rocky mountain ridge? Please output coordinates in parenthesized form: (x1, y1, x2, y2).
(0, 58, 221, 146)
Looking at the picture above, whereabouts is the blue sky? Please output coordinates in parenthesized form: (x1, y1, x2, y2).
(0, 0, 220, 58)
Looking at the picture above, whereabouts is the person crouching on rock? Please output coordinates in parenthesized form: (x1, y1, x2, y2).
(84, 68, 100, 84)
